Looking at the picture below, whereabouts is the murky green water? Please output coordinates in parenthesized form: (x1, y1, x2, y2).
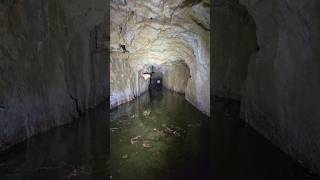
(1, 89, 318, 180)
(0, 104, 108, 180)
(110, 89, 210, 180)
(110, 90, 320, 180)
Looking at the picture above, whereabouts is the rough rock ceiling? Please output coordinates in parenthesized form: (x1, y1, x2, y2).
(110, 0, 210, 115)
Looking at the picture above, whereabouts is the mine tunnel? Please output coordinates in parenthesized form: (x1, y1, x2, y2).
(148, 70, 163, 90)
(1, 0, 320, 179)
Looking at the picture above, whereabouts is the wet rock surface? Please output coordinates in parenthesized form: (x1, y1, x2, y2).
(0, 0, 107, 152)
(110, 0, 210, 115)
(213, 0, 320, 174)
(211, 96, 320, 179)
(0, 103, 108, 180)
(212, 0, 258, 99)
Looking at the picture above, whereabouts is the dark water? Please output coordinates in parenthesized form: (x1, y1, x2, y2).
(111, 89, 320, 180)
(211, 97, 320, 180)
(110, 89, 210, 180)
(0, 90, 319, 180)
(0, 103, 108, 180)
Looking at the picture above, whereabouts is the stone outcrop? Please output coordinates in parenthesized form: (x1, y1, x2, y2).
(110, 0, 210, 115)
(0, 0, 107, 152)
(213, 0, 320, 174)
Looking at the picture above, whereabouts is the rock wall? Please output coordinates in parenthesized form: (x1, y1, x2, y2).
(160, 60, 190, 94)
(241, 0, 320, 174)
(212, 0, 258, 99)
(110, 52, 150, 108)
(110, 0, 210, 115)
(0, 0, 107, 152)
(213, 0, 320, 174)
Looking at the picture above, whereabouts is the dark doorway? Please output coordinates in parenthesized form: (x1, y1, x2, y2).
(149, 72, 163, 90)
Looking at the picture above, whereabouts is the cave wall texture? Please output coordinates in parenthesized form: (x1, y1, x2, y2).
(213, 0, 320, 174)
(0, 0, 107, 152)
(160, 60, 190, 94)
(110, 0, 210, 115)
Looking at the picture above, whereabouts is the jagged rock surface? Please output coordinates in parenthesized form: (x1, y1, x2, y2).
(0, 0, 107, 152)
(110, 0, 210, 115)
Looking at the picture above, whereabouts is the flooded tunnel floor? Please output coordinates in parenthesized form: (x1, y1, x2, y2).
(0, 89, 318, 180)
(211, 97, 320, 180)
(0, 103, 108, 180)
(110, 89, 210, 180)
(111, 89, 320, 180)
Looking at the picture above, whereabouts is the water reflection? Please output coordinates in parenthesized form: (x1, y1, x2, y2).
(0, 103, 108, 180)
(111, 90, 320, 180)
(110, 89, 211, 180)
(211, 97, 319, 179)
(0, 90, 317, 180)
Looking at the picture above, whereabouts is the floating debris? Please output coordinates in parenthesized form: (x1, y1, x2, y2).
(164, 127, 174, 133)
(121, 154, 128, 159)
(142, 141, 152, 148)
(110, 128, 119, 132)
(163, 125, 186, 137)
(130, 135, 141, 144)
(143, 110, 151, 117)
(173, 131, 181, 137)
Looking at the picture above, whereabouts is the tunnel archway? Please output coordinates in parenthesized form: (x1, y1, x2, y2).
(110, 0, 210, 114)
(149, 71, 163, 90)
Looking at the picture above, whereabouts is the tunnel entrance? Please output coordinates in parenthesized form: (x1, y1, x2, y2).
(144, 60, 191, 94)
(149, 71, 163, 90)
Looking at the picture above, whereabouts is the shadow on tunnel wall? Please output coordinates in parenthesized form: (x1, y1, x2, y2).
(0, 0, 108, 156)
(211, 0, 320, 177)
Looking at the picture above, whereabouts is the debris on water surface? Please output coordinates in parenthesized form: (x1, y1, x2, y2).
(130, 135, 141, 144)
(121, 154, 128, 159)
(110, 128, 119, 132)
(142, 141, 152, 148)
(163, 125, 186, 137)
(173, 131, 181, 137)
(164, 127, 174, 133)
(143, 110, 151, 117)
